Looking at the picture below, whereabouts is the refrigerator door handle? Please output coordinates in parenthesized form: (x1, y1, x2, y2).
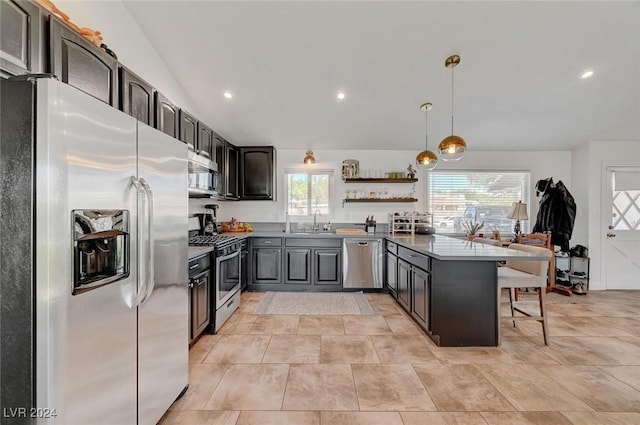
(131, 176, 148, 307)
(139, 178, 155, 304)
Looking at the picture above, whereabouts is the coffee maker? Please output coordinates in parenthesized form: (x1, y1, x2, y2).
(197, 204, 219, 235)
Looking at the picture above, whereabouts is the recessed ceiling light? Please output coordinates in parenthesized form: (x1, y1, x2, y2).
(337, 92, 346, 100)
(581, 70, 594, 79)
(223, 91, 233, 99)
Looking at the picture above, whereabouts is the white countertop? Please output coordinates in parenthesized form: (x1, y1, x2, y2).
(388, 234, 547, 261)
(189, 233, 545, 261)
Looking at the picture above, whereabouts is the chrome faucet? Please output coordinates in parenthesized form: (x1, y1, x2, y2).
(313, 209, 321, 232)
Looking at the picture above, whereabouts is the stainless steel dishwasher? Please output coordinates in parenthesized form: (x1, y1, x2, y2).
(343, 238, 383, 289)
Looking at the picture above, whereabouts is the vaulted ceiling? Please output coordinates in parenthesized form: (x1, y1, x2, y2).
(122, 1, 640, 151)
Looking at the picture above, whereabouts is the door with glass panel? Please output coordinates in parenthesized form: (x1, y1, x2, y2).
(603, 165, 640, 289)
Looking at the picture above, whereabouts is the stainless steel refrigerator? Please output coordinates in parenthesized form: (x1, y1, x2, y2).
(1, 77, 188, 424)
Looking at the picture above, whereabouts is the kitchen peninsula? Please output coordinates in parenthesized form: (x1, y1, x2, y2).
(213, 231, 546, 347)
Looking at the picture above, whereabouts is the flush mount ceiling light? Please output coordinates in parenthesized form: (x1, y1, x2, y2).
(416, 102, 438, 170)
(303, 149, 316, 164)
(337, 92, 346, 100)
(223, 91, 233, 99)
(581, 70, 594, 79)
(438, 54, 467, 162)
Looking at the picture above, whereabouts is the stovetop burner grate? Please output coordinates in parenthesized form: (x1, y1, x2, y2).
(188, 234, 239, 248)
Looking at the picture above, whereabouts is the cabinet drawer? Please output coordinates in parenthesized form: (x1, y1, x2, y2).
(285, 237, 342, 248)
(188, 254, 210, 277)
(386, 241, 398, 255)
(251, 237, 282, 247)
(398, 246, 430, 271)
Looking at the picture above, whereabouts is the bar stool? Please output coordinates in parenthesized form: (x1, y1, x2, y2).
(497, 243, 552, 345)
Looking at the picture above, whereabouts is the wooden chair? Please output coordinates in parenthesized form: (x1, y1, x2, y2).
(498, 243, 552, 345)
(517, 232, 567, 296)
(474, 238, 502, 247)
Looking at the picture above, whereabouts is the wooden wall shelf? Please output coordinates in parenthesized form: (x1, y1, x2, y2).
(344, 178, 418, 183)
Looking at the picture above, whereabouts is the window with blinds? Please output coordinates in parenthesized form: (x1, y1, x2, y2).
(428, 171, 530, 235)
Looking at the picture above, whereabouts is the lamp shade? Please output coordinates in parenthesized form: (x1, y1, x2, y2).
(507, 201, 529, 220)
(303, 150, 316, 164)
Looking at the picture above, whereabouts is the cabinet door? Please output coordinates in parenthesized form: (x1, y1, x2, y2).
(1, 0, 41, 76)
(411, 267, 430, 330)
(314, 249, 341, 285)
(179, 110, 198, 151)
(119, 66, 154, 126)
(397, 259, 411, 312)
(198, 122, 213, 159)
(285, 248, 311, 284)
(240, 244, 248, 290)
(252, 248, 282, 283)
(191, 271, 210, 340)
(239, 147, 275, 200)
(155, 91, 179, 138)
(49, 18, 118, 106)
(225, 142, 239, 199)
(386, 253, 398, 298)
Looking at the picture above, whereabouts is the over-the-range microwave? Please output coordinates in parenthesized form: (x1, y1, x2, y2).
(188, 151, 220, 198)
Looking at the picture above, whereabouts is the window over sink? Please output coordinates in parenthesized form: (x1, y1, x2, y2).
(428, 171, 531, 235)
(285, 169, 332, 216)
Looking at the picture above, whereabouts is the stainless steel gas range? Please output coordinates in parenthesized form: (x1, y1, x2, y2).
(189, 232, 242, 332)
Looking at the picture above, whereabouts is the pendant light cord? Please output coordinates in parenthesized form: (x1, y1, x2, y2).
(451, 65, 455, 135)
(425, 108, 429, 150)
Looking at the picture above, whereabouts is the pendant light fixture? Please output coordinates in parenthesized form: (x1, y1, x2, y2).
(415, 102, 438, 170)
(438, 54, 466, 161)
(303, 149, 316, 164)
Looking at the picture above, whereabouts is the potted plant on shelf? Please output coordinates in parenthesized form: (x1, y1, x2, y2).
(462, 220, 484, 240)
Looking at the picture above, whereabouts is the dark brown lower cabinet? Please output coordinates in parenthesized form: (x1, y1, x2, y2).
(190, 270, 210, 342)
(397, 259, 411, 312)
(252, 248, 282, 284)
(314, 249, 341, 285)
(411, 266, 430, 330)
(285, 248, 311, 284)
(386, 252, 398, 298)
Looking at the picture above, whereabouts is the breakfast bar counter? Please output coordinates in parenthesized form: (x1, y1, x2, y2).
(384, 234, 547, 347)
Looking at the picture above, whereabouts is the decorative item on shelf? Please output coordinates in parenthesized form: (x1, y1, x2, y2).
(36, 0, 106, 48)
(462, 220, 484, 240)
(507, 201, 528, 241)
(406, 164, 417, 179)
(341, 159, 359, 179)
(416, 102, 438, 170)
(303, 149, 316, 164)
(388, 211, 433, 235)
(438, 55, 467, 162)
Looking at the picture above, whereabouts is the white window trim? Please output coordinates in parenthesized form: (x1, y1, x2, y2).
(284, 168, 334, 217)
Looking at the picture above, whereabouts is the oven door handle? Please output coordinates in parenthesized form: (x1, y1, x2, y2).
(216, 249, 240, 263)
(139, 178, 155, 305)
(131, 176, 147, 308)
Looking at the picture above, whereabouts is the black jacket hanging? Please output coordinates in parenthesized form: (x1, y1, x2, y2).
(532, 179, 576, 251)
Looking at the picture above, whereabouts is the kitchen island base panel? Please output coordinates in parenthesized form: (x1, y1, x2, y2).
(429, 259, 498, 347)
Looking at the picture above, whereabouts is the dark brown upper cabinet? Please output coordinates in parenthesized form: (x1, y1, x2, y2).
(155, 91, 179, 139)
(119, 66, 154, 126)
(213, 135, 225, 181)
(49, 18, 118, 107)
(225, 142, 239, 200)
(1, 0, 42, 76)
(197, 122, 213, 159)
(239, 147, 276, 200)
(179, 109, 197, 151)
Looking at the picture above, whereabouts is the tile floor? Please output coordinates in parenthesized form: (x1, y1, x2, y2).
(160, 290, 640, 425)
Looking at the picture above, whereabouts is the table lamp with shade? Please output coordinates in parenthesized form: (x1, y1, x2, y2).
(507, 201, 528, 241)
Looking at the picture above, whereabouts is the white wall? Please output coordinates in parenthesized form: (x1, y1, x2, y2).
(218, 149, 572, 227)
(572, 140, 640, 290)
(57, 0, 198, 115)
